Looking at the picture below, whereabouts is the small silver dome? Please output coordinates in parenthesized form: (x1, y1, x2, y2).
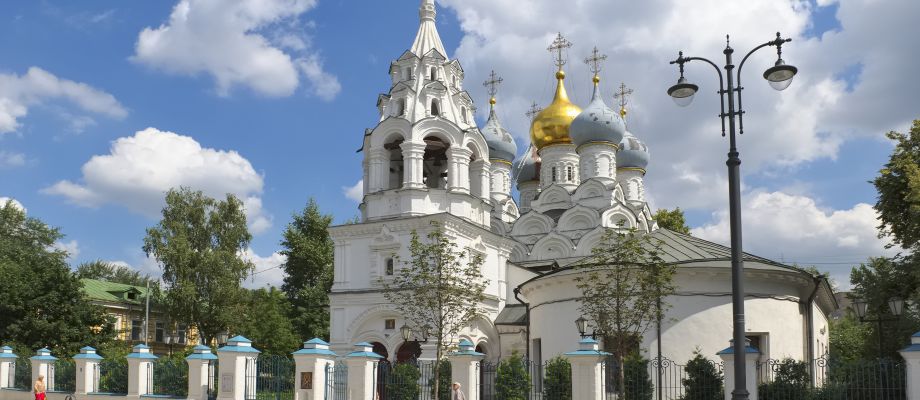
(481, 108, 518, 162)
(570, 86, 625, 147)
(618, 130, 649, 170)
(515, 151, 540, 185)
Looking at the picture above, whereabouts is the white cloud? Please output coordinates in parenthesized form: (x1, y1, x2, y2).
(692, 191, 899, 289)
(0, 197, 26, 212)
(52, 239, 80, 260)
(241, 248, 288, 289)
(133, 0, 340, 100)
(0, 151, 26, 168)
(435, 0, 919, 212)
(0, 67, 126, 134)
(343, 179, 363, 203)
(43, 127, 273, 234)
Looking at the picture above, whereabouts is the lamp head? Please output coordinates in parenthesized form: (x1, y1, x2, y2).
(889, 297, 905, 316)
(400, 324, 411, 342)
(853, 298, 868, 319)
(764, 59, 798, 91)
(575, 316, 587, 336)
(668, 76, 698, 107)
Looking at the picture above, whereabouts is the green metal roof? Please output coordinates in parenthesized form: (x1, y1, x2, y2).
(647, 229, 782, 266)
(80, 278, 151, 305)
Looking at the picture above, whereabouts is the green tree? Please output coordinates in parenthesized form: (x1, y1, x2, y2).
(543, 357, 571, 400)
(385, 363, 421, 400)
(381, 224, 488, 399)
(76, 260, 155, 286)
(495, 353, 530, 400)
(575, 228, 677, 394)
(653, 208, 691, 234)
(680, 350, 722, 400)
(235, 287, 301, 355)
(827, 314, 871, 364)
(0, 200, 114, 355)
(849, 257, 920, 358)
(280, 199, 334, 341)
(142, 187, 254, 344)
(873, 119, 920, 251)
(757, 358, 810, 400)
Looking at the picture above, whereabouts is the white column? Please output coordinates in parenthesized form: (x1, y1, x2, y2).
(401, 141, 427, 189)
(562, 339, 608, 400)
(367, 148, 388, 192)
(127, 344, 157, 398)
(447, 147, 473, 194)
(899, 332, 920, 400)
(217, 336, 261, 400)
(616, 168, 645, 203)
(344, 343, 382, 400)
(31, 348, 57, 392)
(187, 345, 218, 400)
(449, 340, 484, 400)
(293, 339, 337, 400)
(717, 340, 759, 400)
(490, 161, 512, 201)
(472, 159, 491, 200)
(0, 346, 17, 389)
(74, 346, 103, 395)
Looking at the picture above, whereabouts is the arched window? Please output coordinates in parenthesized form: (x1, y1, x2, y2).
(394, 98, 406, 116)
(551, 167, 557, 182)
(384, 257, 394, 276)
(431, 99, 440, 116)
(430, 67, 437, 81)
(566, 165, 574, 181)
(385, 137, 405, 190)
(461, 107, 467, 123)
(423, 136, 448, 189)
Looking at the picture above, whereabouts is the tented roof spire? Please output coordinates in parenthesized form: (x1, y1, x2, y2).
(411, 0, 447, 57)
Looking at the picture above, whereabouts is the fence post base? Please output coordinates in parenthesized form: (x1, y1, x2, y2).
(293, 339, 337, 400)
(127, 344, 157, 398)
(344, 343, 382, 400)
(717, 340, 759, 400)
(217, 336, 261, 400)
(31, 348, 58, 392)
(563, 339, 609, 400)
(449, 340, 484, 400)
(74, 346, 103, 395)
(187, 345, 218, 400)
(0, 347, 17, 389)
(900, 332, 920, 400)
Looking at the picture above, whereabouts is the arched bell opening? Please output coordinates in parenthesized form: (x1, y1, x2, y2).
(423, 136, 449, 189)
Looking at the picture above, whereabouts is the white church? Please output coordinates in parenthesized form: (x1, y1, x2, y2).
(327, 0, 837, 366)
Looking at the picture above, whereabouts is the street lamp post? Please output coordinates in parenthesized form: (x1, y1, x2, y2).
(666, 32, 798, 400)
(853, 297, 905, 359)
(574, 316, 597, 339)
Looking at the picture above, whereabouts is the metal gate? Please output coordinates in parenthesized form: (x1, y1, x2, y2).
(324, 362, 348, 400)
(255, 355, 295, 400)
(207, 359, 218, 400)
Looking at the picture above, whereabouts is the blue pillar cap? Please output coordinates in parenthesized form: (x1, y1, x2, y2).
(0, 346, 17, 359)
(347, 343, 382, 359)
(901, 331, 920, 352)
(293, 338, 336, 357)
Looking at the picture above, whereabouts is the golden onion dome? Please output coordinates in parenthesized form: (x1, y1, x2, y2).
(530, 70, 582, 150)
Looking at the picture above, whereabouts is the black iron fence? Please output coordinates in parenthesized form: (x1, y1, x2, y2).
(96, 357, 128, 394)
(756, 356, 907, 400)
(207, 359, 219, 400)
(324, 362, 348, 400)
(151, 357, 189, 397)
(51, 359, 75, 393)
(255, 355, 295, 400)
(14, 358, 31, 390)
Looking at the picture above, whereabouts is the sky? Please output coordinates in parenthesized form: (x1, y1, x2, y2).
(0, 0, 916, 290)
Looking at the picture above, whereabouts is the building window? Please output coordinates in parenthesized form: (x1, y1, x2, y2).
(385, 258, 395, 276)
(385, 319, 396, 330)
(177, 324, 188, 345)
(404, 67, 412, 80)
(461, 107, 467, 123)
(155, 322, 165, 343)
(131, 320, 143, 341)
(566, 165, 574, 181)
(551, 167, 557, 182)
(430, 68, 437, 81)
(431, 99, 440, 116)
(127, 291, 137, 300)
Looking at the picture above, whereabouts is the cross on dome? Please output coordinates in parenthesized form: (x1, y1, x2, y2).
(526, 102, 543, 120)
(584, 47, 608, 81)
(483, 70, 504, 105)
(614, 82, 634, 119)
(547, 33, 573, 71)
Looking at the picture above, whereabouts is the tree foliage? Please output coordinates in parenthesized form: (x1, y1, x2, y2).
(848, 257, 920, 358)
(543, 357, 571, 400)
(575, 228, 676, 393)
(873, 119, 920, 251)
(828, 314, 871, 364)
(280, 199, 334, 341)
(653, 208, 691, 234)
(235, 287, 301, 355)
(0, 200, 114, 355)
(495, 353, 530, 400)
(381, 224, 488, 399)
(758, 358, 810, 400)
(385, 363, 421, 400)
(624, 354, 653, 400)
(76, 260, 155, 287)
(680, 350, 723, 400)
(142, 187, 254, 344)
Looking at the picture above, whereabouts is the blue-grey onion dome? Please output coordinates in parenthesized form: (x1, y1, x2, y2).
(570, 87, 625, 147)
(617, 131, 650, 170)
(481, 108, 518, 162)
(515, 152, 539, 184)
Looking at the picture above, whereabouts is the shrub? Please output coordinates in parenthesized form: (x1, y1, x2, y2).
(429, 359, 452, 400)
(543, 357, 571, 400)
(386, 363, 421, 400)
(758, 358, 810, 400)
(680, 351, 723, 400)
(496, 353, 531, 400)
(624, 354, 653, 400)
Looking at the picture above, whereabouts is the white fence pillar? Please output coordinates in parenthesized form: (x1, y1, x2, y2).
(449, 339, 484, 400)
(217, 336, 261, 400)
(187, 345, 218, 400)
(293, 339, 337, 400)
(899, 332, 920, 400)
(127, 344, 157, 398)
(717, 340, 759, 400)
(344, 343, 382, 400)
(74, 346, 103, 395)
(0, 346, 17, 389)
(31, 348, 57, 391)
(563, 339, 609, 400)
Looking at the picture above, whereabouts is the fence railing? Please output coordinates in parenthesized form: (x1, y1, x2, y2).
(324, 362, 348, 400)
(207, 359, 219, 400)
(756, 356, 907, 400)
(51, 359, 75, 393)
(96, 357, 128, 394)
(151, 357, 189, 397)
(13, 358, 30, 390)
(255, 355, 295, 400)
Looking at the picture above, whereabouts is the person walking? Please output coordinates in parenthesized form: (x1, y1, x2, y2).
(451, 382, 466, 400)
(33, 375, 46, 400)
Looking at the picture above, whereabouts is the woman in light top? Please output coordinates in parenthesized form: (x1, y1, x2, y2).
(33, 375, 46, 400)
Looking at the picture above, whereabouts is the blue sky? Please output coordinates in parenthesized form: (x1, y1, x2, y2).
(1, 0, 914, 288)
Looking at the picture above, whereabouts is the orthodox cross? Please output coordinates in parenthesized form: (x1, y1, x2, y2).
(613, 82, 634, 118)
(483, 70, 503, 99)
(584, 46, 608, 77)
(526, 102, 543, 119)
(547, 32, 573, 70)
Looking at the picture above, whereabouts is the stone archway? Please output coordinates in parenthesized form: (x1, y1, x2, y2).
(396, 341, 422, 362)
